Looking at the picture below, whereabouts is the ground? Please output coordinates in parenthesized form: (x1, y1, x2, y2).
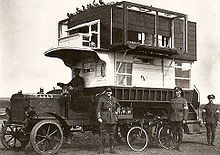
(0, 123, 219, 155)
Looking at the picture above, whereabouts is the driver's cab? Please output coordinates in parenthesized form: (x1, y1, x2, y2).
(45, 47, 114, 119)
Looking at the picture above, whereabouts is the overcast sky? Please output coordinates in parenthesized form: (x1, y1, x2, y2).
(1, 0, 220, 104)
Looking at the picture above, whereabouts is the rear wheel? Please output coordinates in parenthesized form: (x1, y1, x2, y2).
(30, 120, 63, 155)
(126, 126, 148, 152)
(158, 126, 178, 149)
(0, 123, 29, 150)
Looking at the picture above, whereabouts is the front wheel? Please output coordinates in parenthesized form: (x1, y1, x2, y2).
(158, 126, 178, 149)
(30, 120, 64, 155)
(0, 123, 29, 150)
(126, 126, 149, 152)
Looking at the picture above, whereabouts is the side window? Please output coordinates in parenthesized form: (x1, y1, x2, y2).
(158, 35, 171, 47)
(175, 61, 191, 89)
(116, 62, 132, 86)
(66, 19, 100, 48)
(96, 61, 106, 77)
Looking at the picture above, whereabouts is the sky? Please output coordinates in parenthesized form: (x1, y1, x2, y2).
(0, 0, 220, 104)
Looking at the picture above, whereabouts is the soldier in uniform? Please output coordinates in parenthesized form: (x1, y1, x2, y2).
(169, 87, 188, 151)
(58, 67, 85, 111)
(67, 67, 85, 97)
(57, 67, 85, 144)
(57, 67, 85, 98)
(202, 94, 219, 146)
(96, 87, 121, 154)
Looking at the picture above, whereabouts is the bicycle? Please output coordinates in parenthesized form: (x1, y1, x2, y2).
(126, 119, 149, 152)
(158, 122, 181, 149)
(126, 114, 179, 151)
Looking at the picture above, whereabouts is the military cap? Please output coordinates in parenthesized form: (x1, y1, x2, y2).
(73, 67, 81, 70)
(207, 94, 215, 99)
(174, 87, 183, 92)
(105, 87, 112, 92)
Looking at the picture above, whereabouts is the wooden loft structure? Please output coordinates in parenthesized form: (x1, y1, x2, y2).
(57, 1, 196, 61)
(45, 1, 197, 90)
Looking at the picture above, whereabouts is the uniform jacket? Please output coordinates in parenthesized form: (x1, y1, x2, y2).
(68, 75, 85, 96)
(96, 95, 120, 124)
(169, 96, 188, 122)
(202, 103, 220, 124)
(68, 75, 85, 89)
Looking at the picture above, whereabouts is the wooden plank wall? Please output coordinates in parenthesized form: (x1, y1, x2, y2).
(174, 19, 197, 61)
(68, 6, 196, 61)
(68, 6, 112, 49)
(112, 7, 171, 36)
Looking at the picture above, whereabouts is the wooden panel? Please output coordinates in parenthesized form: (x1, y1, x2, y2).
(136, 89, 143, 100)
(143, 90, 149, 100)
(69, 6, 110, 27)
(68, 6, 111, 49)
(187, 21, 196, 57)
(124, 89, 130, 100)
(113, 7, 155, 34)
(112, 28, 123, 44)
(174, 19, 183, 50)
(158, 16, 171, 36)
(133, 63, 164, 87)
(174, 19, 197, 61)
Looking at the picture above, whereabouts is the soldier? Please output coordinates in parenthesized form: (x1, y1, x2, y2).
(169, 87, 188, 151)
(202, 94, 219, 146)
(58, 67, 85, 111)
(57, 67, 85, 98)
(67, 67, 85, 97)
(57, 67, 85, 144)
(96, 87, 121, 154)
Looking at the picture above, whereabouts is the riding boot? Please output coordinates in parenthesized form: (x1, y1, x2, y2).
(109, 133, 117, 154)
(98, 137, 106, 154)
(211, 129, 216, 146)
(207, 134, 211, 146)
(211, 137, 215, 146)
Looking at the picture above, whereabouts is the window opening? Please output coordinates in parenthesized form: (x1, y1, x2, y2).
(127, 31, 154, 46)
(175, 61, 191, 89)
(96, 61, 106, 77)
(67, 19, 100, 48)
(116, 61, 132, 86)
(158, 35, 171, 47)
(144, 33, 153, 46)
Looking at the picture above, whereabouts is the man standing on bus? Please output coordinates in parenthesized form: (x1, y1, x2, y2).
(96, 87, 121, 154)
(169, 87, 188, 151)
(202, 94, 219, 146)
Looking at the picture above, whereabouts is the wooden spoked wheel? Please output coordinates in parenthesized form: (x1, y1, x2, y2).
(30, 120, 64, 155)
(0, 123, 29, 150)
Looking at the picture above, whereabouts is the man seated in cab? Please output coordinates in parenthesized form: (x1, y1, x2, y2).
(57, 67, 85, 144)
(57, 67, 85, 112)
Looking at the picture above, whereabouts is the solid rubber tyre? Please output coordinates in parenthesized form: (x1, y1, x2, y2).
(30, 120, 63, 155)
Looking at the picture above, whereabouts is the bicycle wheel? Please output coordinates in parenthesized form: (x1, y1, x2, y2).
(126, 126, 149, 152)
(158, 126, 177, 149)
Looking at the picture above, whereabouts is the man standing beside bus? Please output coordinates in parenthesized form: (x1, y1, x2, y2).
(202, 94, 219, 146)
(96, 87, 121, 154)
(169, 87, 188, 151)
